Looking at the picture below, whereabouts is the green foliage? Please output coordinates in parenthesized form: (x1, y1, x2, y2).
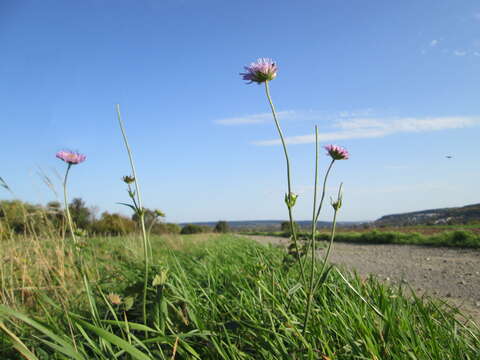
(214, 220, 230, 233)
(91, 212, 136, 236)
(0, 200, 59, 239)
(150, 222, 181, 235)
(280, 220, 299, 236)
(68, 198, 92, 231)
(180, 224, 210, 235)
(315, 229, 480, 248)
(132, 208, 165, 228)
(0, 235, 479, 359)
(0, 200, 177, 239)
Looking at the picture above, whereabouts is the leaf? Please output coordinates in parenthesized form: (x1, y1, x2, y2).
(0, 177, 12, 193)
(117, 202, 137, 212)
(100, 320, 159, 333)
(315, 264, 334, 289)
(0, 321, 39, 360)
(124, 296, 135, 311)
(74, 318, 152, 360)
(287, 282, 303, 296)
(0, 305, 86, 360)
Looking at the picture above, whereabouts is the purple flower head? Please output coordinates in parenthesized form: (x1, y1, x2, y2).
(240, 58, 278, 84)
(56, 150, 86, 165)
(324, 145, 349, 160)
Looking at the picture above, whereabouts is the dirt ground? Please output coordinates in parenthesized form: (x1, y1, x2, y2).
(244, 235, 480, 324)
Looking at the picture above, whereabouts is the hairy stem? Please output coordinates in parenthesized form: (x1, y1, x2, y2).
(302, 126, 319, 334)
(62, 163, 76, 245)
(314, 183, 342, 293)
(116, 104, 150, 327)
(314, 159, 335, 225)
(264, 81, 306, 284)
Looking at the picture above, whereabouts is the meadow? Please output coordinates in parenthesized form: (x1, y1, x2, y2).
(1, 59, 479, 359)
(1, 232, 480, 359)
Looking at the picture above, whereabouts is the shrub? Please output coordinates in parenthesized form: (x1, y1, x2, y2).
(180, 224, 210, 234)
(151, 222, 181, 235)
(68, 198, 92, 230)
(214, 220, 230, 233)
(280, 220, 299, 236)
(91, 212, 136, 235)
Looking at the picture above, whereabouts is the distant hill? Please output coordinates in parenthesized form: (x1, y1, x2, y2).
(180, 220, 363, 231)
(180, 203, 480, 230)
(375, 203, 480, 226)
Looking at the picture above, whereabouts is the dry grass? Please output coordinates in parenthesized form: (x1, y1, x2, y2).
(0, 232, 219, 312)
(0, 235, 80, 310)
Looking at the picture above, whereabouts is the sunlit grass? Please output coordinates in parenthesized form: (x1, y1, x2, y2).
(1, 234, 479, 359)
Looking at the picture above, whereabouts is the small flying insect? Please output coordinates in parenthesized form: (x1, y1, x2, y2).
(445, 155, 452, 159)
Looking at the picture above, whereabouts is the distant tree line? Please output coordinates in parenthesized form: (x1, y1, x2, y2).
(179, 220, 230, 235)
(0, 198, 233, 239)
(0, 198, 182, 239)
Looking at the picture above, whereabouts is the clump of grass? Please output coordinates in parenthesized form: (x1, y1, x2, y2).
(1, 235, 478, 359)
(315, 229, 480, 248)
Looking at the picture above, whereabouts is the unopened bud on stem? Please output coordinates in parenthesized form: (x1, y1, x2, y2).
(284, 192, 298, 208)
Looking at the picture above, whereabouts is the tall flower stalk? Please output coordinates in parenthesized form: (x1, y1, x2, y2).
(241, 58, 306, 283)
(314, 182, 343, 293)
(56, 150, 86, 246)
(56, 151, 99, 321)
(303, 127, 320, 334)
(264, 81, 306, 283)
(302, 143, 348, 333)
(242, 58, 350, 336)
(115, 105, 150, 327)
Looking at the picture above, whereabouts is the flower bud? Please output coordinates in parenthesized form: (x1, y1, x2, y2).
(107, 293, 122, 305)
(122, 175, 135, 184)
(331, 194, 343, 211)
(284, 192, 298, 208)
(152, 269, 168, 287)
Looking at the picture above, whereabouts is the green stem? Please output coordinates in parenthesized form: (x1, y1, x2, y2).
(63, 164, 99, 322)
(313, 183, 342, 294)
(301, 158, 335, 272)
(63, 163, 76, 245)
(116, 104, 150, 327)
(314, 159, 335, 225)
(264, 81, 306, 284)
(302, 126, 319, 335)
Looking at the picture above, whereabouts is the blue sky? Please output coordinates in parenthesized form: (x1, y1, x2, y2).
(1, 0, 479, 223)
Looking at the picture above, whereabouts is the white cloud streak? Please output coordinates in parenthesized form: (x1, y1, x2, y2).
(254, 116, 479, 146)
(214, 109, 373, 126)
(214, 111, 295, 125)
(430, 39, 439, 47)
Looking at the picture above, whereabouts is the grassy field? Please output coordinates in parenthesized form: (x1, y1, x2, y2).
(242, 227, 480, 248)
(1, 233, 479, 359)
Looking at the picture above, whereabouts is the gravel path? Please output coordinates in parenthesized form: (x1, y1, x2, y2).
(244, 235, 480, 323)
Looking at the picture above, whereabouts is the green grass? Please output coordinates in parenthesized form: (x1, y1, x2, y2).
(243, 229, 480, 248)
(1, 234, 479, 359)
(315, 230, 480, 248)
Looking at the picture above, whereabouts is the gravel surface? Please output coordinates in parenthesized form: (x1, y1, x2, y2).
(244, 235, 480, 323)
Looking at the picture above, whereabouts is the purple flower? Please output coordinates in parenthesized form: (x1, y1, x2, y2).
(241, 58, 278, 84)
(324, 145, 349, 160)
(56, 150, 86, 165)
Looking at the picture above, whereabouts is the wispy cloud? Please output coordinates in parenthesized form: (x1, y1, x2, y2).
(474, 12, 480, 21)
(254, 116, 479, 146)
(430, 39, 439, 47)
(214, 111, 294, 125)
(453, 50, 467, 56)
(214, 109, 373, 126)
